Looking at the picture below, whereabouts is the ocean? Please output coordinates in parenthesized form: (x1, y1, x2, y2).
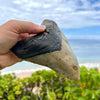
(0, 38, 100, 75)
(68, 39, 100, 63)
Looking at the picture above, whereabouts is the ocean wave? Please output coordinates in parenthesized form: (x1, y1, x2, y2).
(80, 63, 100, 69)
(0, 65, 50, 75)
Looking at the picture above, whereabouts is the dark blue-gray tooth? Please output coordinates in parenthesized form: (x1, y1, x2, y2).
(11, 19, 80, 81)
(11, 20, 62, 59)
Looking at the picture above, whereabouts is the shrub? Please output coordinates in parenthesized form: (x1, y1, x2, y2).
(0, 66, 100, 100)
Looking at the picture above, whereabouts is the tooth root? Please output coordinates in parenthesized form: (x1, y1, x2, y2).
(27, 33, 80, 81)
(11, 19, 80, 81)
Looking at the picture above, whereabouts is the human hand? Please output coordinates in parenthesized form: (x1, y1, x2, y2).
(0, 20, 46, 70)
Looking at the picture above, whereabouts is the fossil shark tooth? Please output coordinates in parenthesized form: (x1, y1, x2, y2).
(11, 19, 80, 81)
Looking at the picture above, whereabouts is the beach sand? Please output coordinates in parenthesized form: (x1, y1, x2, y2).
(17, 72, 32, 79)
(15, 63, 100, 79)
(79, 63, 100, 69)
(0, 63, 100, 79)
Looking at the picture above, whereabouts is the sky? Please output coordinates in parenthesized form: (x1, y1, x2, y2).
(0, 0, 100, 72)
(0, 0, 100, 37)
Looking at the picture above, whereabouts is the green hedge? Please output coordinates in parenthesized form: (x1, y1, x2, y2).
(0, 66, 100, 100)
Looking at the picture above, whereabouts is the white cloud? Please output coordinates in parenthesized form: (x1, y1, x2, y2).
(43, 4, 51, 8)
(13, 0, 21, 4)
(0, 0, 100, 29)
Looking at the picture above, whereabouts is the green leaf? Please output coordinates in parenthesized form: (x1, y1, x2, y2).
(48, 92, 56, 100)
(21, 96, 30, 100)
(8, 94, 15, 100)
(15, 91, 21, 95)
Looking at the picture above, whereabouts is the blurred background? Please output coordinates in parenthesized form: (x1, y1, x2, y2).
(0, 0, 100, 74)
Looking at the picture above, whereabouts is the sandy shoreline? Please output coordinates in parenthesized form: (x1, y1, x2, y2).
(16, 63, 100, 79)
(0, 63, 100, 78)
(79, 62, 100, 69)
(17, 73, 32, 79)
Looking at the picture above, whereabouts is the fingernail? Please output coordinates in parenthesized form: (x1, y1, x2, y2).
(40, 25, 46, 29)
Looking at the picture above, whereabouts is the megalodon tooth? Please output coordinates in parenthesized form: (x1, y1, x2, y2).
(11, 19, 80, 81)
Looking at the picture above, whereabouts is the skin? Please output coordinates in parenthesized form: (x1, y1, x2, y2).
(0, 20, 46, 70)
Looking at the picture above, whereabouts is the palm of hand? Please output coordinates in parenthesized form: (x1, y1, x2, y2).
(0, 20, 46, 70)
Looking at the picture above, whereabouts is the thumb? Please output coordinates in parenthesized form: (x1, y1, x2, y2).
(1, 20, 46, 34)
(0, 20, 46, 54)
